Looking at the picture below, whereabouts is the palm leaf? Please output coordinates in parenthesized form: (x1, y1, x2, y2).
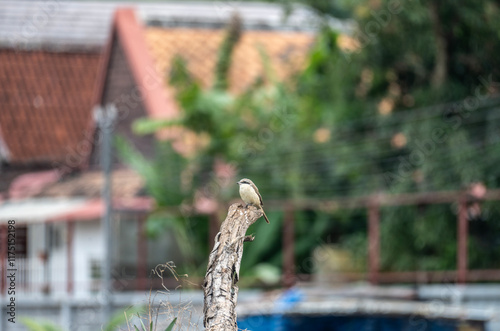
(164, 318, 177, 331)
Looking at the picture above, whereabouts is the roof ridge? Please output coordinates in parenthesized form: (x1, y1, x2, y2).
(112, 8, 178, 120)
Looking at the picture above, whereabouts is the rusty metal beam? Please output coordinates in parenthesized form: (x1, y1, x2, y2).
(368, 203, 380, 285)
(267, 189, 500, 212)
(136, 214, 147, 291)
(377, 269, 500, 283)
(457, 197, 468, 284)
(283, 204, 295, 288)
(298, 269, 500, 284)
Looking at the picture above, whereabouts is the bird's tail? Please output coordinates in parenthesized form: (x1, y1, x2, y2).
(262, 208, 270, 224)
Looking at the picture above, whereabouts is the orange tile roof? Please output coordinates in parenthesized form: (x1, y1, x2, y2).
(0, 49, 101, 165)
(145, 27, 315, 94)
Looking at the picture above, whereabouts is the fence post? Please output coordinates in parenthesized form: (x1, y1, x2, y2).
(283, 204, 295, 288)
(137, 214, 148, 291)
(66, 221, 74, 294)
(368, 202, 380, 285)
(457, 197, 468, 284)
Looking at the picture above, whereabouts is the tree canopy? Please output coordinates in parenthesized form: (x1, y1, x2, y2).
(123, 0, 500, 279)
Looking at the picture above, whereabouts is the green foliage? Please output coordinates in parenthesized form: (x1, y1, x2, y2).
(104, 306, 146, 331)
(126, 0, 500, 277)
(165, 318, 177, 331)
(20, 306, 152, 331)
(20, 318, 64, 331)
(132, 318, 176, 331)
(312, 0, 500, 271)
(214, 14, 242, 90)
(115, 137, 187, 207)
(115, 137, 207, 272)
(240, 211, 282, 275)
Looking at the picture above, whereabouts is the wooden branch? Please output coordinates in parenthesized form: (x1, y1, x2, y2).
(203, 203, 264, 330)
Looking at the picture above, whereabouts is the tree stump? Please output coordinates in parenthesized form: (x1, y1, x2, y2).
(203, 203, 264, 330)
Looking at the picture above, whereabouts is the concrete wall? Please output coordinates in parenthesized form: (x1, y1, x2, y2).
(0, 292, 204, 331)
(3, 285, 499, 331)
(418, 285, 500, 331)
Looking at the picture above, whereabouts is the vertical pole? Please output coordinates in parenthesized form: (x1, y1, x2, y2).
(61, 302, 72, 331)
(457, 197, 468, 284)
(94, 104, 117, 323)
(43, 222, 51, 294)
(66, 221, 74, 294)
(0, 225, 6, 295)
(283, 204, 295, 288)
(368, 203, 380, 285)
(137, 214, 147, 291)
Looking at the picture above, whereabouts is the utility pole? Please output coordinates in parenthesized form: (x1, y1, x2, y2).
(94, 104, 117, 325)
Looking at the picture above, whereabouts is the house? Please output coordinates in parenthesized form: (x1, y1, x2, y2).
(0, 34, 106, 296)
(0, 0, 325, 297)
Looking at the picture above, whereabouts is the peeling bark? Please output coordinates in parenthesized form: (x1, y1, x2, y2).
(203, 203, 264, 331)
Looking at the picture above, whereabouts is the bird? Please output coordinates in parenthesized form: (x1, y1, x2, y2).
(237, 178, 270, 223)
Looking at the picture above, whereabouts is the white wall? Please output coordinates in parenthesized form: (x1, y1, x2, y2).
(49, 223, 68, 296)
(23, 223, 70, 295)
(23, 216, 180, 296)
(27, 223, 44, 260)
(73, 220, 103, 297)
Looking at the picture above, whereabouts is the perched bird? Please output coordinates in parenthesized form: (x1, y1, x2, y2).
(237, 178, 270, 223)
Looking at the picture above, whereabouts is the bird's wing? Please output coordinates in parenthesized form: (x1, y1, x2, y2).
(251, 182, 264, 206)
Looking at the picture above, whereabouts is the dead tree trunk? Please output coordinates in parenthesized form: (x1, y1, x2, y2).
(203, 203, 264, 330)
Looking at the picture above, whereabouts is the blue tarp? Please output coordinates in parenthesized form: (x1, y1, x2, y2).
(238, 315, 460, 331)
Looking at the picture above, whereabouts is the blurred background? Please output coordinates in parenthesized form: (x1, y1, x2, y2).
(0, 0, 499, 330)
